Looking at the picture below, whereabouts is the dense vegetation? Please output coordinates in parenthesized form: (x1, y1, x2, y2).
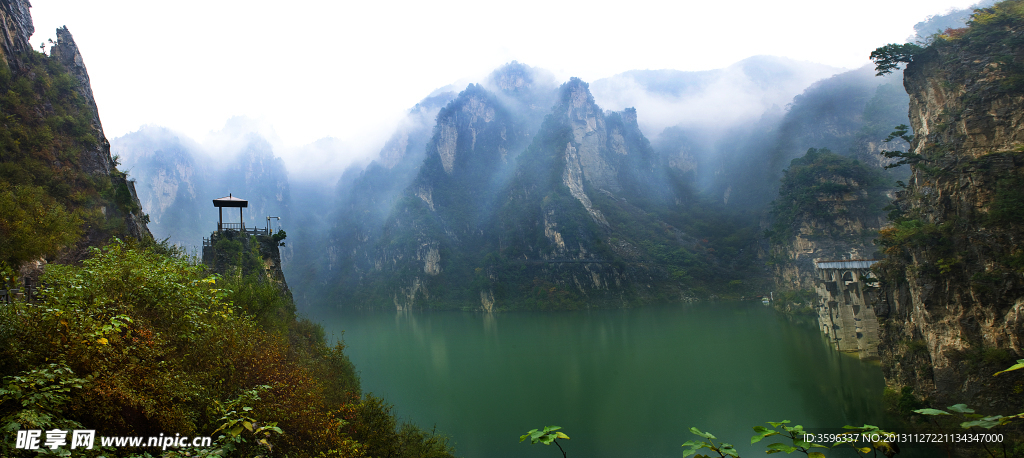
(873, 0, 1024, 93)
(0, 50, 142, 263)
(0, 239, 455, 457)
(766, 148, 890, 246)
(936, 0, 1024, 93)
(0, 182, 82, 273)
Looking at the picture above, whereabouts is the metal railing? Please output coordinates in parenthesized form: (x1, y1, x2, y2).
(242, 227, 270, 236)
(216, 223, 269, 236)
(1, 279, 44, 304)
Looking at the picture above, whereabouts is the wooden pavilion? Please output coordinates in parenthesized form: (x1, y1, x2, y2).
(213, 193, 248, 233)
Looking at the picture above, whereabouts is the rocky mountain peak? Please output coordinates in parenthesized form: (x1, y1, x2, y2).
(620, 106, 638, 127)
(50, 27, 97, 109)
(552, 78, 618, 194)
(432, 84, 503, 175)
(488, 61, 534, 93)
(48, 26, 114, 177)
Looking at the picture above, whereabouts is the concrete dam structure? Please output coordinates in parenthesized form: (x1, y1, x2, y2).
(814, 260, 881, 360)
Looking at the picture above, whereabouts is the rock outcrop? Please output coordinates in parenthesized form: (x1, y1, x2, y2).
(766, 149, 890, 292)
(0, 0, 32, 70)
(202, 230, 292, 300)
(875, 4, 1024, 412)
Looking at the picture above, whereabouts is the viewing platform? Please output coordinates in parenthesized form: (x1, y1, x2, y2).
(201, 193, 279, 246)
(201, 192, 283, 250)
(203, 225, 270, 247)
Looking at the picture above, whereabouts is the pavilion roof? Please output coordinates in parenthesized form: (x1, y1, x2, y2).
(213, 193, 248, 208)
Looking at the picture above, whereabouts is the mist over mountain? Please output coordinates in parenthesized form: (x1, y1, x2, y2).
(114, 122, 292, 253)
(17, 1, 1024, 456)
(291, 69, 775, 311)
(118, 56, 911, 311)
(287, 88, 459, 306)
(652, 65, 909, 210)
(289, 62, 560, 309)
(591, 56, 842, 137)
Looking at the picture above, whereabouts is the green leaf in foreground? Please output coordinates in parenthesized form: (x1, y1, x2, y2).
(961, 415, 1007, 429)
(947, 404, 974, 414)
(995, 359, 1024, 376)
(913, 408, 951, 416)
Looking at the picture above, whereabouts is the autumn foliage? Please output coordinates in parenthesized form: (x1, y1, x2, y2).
(0, 239, 454, 457)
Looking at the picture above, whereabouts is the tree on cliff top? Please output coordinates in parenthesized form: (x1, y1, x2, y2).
(870, 43, 924, 76)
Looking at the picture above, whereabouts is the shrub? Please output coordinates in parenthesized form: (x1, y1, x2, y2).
(0, 239, 448, 457)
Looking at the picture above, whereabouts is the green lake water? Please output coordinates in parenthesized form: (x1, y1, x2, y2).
(314, 302, 890, 457)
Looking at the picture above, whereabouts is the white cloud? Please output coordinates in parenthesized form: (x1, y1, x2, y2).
(29, 0, 980, 155)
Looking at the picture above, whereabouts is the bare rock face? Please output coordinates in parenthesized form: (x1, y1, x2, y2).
(0, 0, 33, 70)
(436, 117, 459, 174)
(563, 79, 618, 193)
(432, 92, 498, 175)
(320, 77, 679, 310)
(877, 19, 1024, 412)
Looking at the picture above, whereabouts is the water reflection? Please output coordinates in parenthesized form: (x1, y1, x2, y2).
(316, 303, 890, 458)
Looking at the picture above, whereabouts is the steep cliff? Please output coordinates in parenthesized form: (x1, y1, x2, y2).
(0, 0, 32, 71)
(490, 78, 684, 309)
(875, 0, 1024, 412)
(327, 82, 532, 309)
(317, 76, 760, 310)
(0, 0, 150, 276)
(311, 63, 563, 310)
(202, 230, 292, 301)
(113, 126, 210, 244)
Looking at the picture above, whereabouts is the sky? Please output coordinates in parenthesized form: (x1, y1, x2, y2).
(28, 0, 981, 169)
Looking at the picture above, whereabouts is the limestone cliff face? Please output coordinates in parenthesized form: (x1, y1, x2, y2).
(0, 0, 32, 70)
(876, 10, 1024, 411)
(315, 69, 765, 311)
(373, 83, 526, 310)
(770, 208, 886, 292)
(318, 77, 690, 310)
(113, 127, 208, 235)
(51, 30, 150, 242)
(307, 63, 563, 310)
(486, 78, 686, 309)
(295, 92, 453, 307)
